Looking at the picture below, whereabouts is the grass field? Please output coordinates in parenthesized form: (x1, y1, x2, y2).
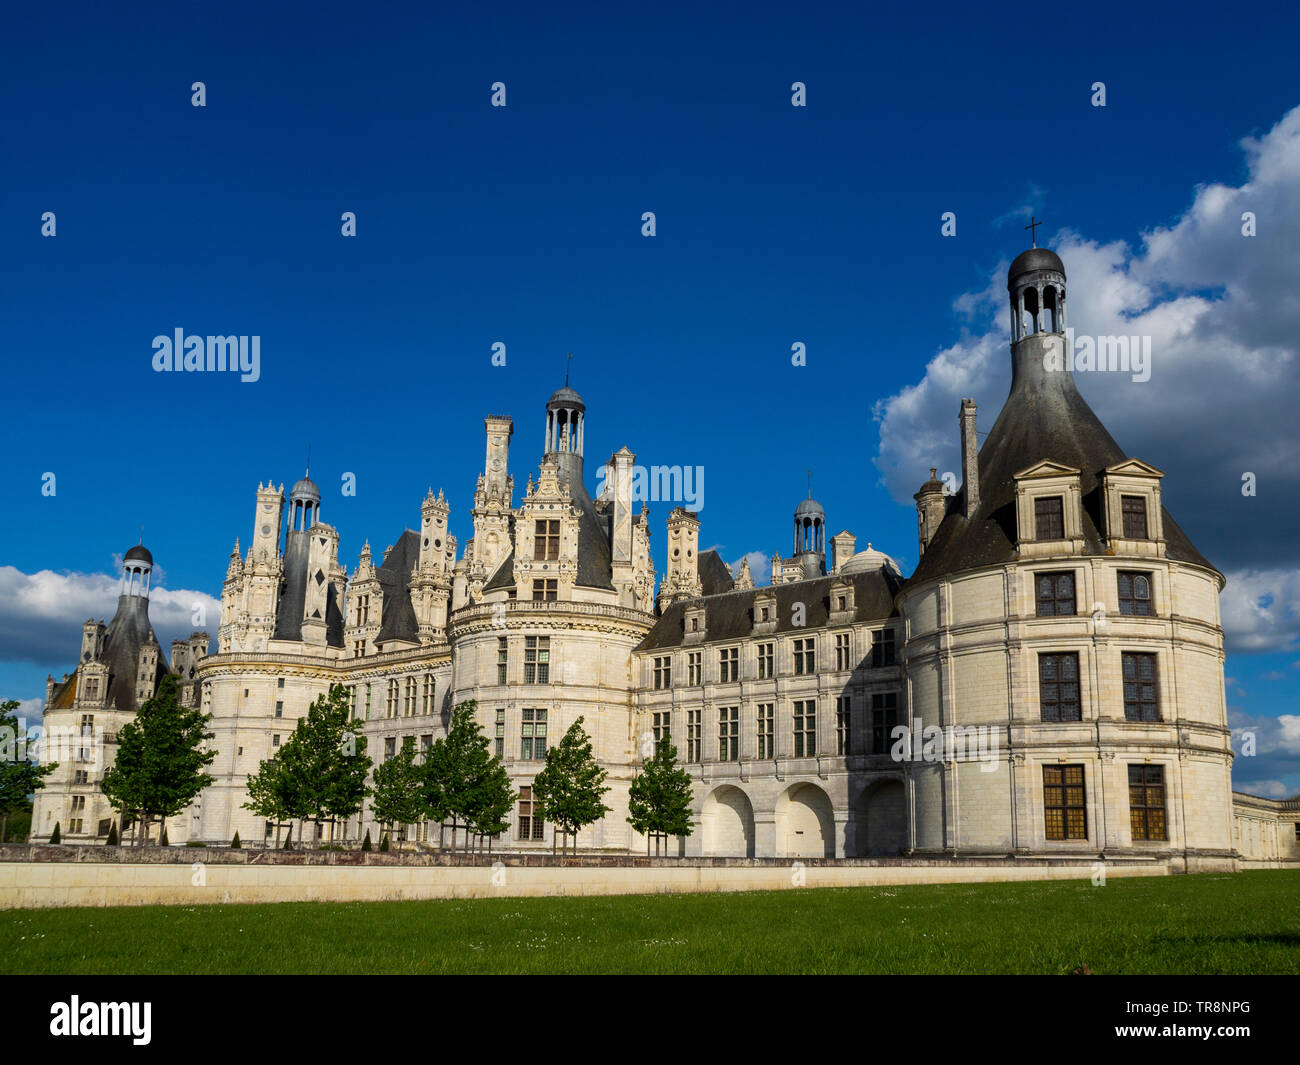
(2, 870, 1298, 974)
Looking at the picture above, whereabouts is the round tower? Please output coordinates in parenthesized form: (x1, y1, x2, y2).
(544, 385, 586, 490)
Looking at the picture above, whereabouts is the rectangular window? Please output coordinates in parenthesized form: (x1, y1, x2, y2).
(757, 704, 775, 758)
(1121, 495, 1149, 539)
(1039, 653, 1082, 722)
(494, 709, 505, 759)
(719, 647, 739, 683)
(273, 734, 281, 748)
(521, 708, 548, 760)
(1035, 572, 1077, 617)
(517, 785, 545, 841)
(422, 674, 434, 714)
(533, 519, 560, 561)
(405, 678, 417, 716)
(718, 706, 739, 761)
(794, 700, 817, 757)
(364, 684, 371, 720)
(652, 711, 671, 746)
(383, 737, 394, 760)
(688, 652, 702, 686)
(497, 637, 508, 684)
(81, 714, 94, 730)
(524, 636, 550, 683)
(871, 693, 898, 755)
(1122, 652, 1160, 722)
(836, 696, 851, 755)
(687, 709, 701, 762)
(278, 677, 285, 689)
(1043, 764, 1088, 840)
(793, 638, 816, 675)
(870, 629, 896, 668)
(653, 656, 672, 689)
(83, 678, 99, 701)
(757, 642, 774, 679)
(1128, 764, 1167, 841)
(532, 579, 557, 602)
(1035, 496, 1065, 540)
(386, 680, 398, 719)
(835, 633, 851, 671)
(1117, 571, 1153, 616)
(348, 686, 357, 715)
(275, 700, 283, 718)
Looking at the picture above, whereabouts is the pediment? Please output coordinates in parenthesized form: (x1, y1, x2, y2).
(1014, 459, 1081, 480)
(1103, 458, 1165, 479)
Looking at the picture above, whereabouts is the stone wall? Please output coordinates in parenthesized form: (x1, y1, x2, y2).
(0, 844, 1173, 909)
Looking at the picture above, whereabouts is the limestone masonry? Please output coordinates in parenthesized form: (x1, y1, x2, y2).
(31, 247, 1299, 868)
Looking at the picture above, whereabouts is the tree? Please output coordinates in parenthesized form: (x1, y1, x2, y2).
(0, 699, 56, 843)
(230, 831, 241, 849)
(100, 675, 215, 845)
(370, 739, 424, 850)
(49, 821, 61, 844)
(420, 701, 516, 853)
(627, 736, 695, 856)
(532, 716, 610, 856)
(105, 822, 118, 846)
(361, 829, 372, 852)
(243, 685, 371, 847)
(243, 737, 308, 848)
(379, 832, 390, 852)
(159, 825, 169, 846)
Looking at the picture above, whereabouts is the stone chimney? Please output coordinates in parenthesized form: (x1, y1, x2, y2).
(960, 398, 980, 518)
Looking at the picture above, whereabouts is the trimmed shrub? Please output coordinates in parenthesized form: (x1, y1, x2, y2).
(105, 822, 118, 846)
(361, 830, 372, 852)
(230, 832, 241, 849)
(49, 822, 61, 844)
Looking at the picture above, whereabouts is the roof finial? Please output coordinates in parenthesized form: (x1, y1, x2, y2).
(139, 525, 144, 545)
(305, 442, 311, 478)
(565, 351, 573, 387)
(807, 470, 812, 499)
(1025, 215, 1042, 248)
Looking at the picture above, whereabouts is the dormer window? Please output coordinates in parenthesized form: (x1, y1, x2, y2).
(691, 616, 699, 632)
(1121, 496, 1148, 539)
(1014, 461, 1084, 557)
(1100, 460, 1165, 557)
(1034, 497, 1064, 540)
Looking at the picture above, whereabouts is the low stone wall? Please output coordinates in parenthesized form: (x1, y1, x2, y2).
(0, 845, 1173, 908)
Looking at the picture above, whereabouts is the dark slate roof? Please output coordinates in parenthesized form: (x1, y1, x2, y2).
(908, 334, 1217, 587)
(273, 530, 310, 641)
(637, 568, 903, 652)
(697, 549, 735, 596)
(64, 596, 169, 712)
(124, 544, 153, 564)
(376, 530, 422, 645)
(1009, 247, 1065, 279)
(483, 550, 515, 592)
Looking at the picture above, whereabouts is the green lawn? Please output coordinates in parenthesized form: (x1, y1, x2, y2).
(3, 870, 1298, 974)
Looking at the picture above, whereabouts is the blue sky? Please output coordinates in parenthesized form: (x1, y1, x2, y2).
(2, 1, 1298, 794)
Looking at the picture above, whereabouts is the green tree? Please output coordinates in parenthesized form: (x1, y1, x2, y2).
(0, 699, 56, 843)
(245, 685, 370, 847)
(100, 675, 215, 845)
(243, 736, 309, 848)
(230, 831, 241, 849)
(370, 739, 424, 849)
(105, 821, 118, 846)
(49, 821, 61, 844)
(532, 716, 610, 856)
(361, 829, 372, 852)
(421, 701, 517, 853)
(627, 736, 695, 856)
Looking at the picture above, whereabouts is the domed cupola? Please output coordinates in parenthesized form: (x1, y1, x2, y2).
(793, 491, 826, 578)
(121, 540, 154, 598)
(289, 471, 321, 531)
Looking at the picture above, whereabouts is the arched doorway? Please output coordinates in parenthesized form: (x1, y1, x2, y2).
(854, 780, 905, 856)
(775, 782, 835, 858)
(701, 785, 756, 857)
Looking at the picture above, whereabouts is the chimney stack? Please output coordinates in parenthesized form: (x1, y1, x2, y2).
(960, 399, 979, 518)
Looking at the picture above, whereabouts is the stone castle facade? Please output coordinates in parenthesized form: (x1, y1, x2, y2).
(31, 247, 1300, 868)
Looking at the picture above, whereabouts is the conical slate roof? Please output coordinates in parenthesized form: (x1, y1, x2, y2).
(909, 253, 1216, 586)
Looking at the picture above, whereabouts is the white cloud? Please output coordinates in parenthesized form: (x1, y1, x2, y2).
(1218, 568, 1300, 653)
(730, 550, 772, 586)
(0, 565, 220, 667)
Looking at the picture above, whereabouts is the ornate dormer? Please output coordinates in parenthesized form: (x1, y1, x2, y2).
(1100, 459, 1166, 558)
(1013, 460, 1086, 557)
